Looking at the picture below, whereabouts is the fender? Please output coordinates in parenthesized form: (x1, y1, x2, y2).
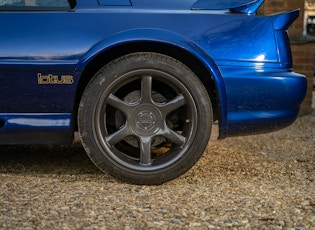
(76, 28, 228, 138)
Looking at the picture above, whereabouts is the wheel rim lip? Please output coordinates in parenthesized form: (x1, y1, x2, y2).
(93, 69, 199, 172)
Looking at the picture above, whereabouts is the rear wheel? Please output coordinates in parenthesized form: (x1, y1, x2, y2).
(78, 52, 212, 184)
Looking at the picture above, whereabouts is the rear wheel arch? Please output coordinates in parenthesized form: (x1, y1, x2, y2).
(74, 41, 226, 135)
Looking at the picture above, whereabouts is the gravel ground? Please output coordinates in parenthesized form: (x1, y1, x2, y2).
(0, 113, 314, 229)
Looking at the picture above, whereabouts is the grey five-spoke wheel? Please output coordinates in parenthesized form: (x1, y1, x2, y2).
(78, 52, 212, 184)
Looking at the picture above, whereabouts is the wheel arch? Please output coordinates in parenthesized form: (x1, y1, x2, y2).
(74, 29, 227, 138)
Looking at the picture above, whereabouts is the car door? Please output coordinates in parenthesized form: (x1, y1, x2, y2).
(0, 0, 80, 113)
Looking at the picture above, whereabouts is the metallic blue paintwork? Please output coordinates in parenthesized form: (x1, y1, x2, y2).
(221, 68, 305, 135)
(271, 10, 300, 31)
(98, 0, 132, 6)
(230, 0, 265, 15)
(0, 0, 307, 144)
(192, 0, 265, 15)
(0, 113, 72, 144)
(192, 0, 259, 9)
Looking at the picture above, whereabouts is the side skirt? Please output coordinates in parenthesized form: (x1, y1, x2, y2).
(0, 113, 73, 145)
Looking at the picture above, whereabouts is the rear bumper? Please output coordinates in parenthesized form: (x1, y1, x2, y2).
(220, 66, 307, 137)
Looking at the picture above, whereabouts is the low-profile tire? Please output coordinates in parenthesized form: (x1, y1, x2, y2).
(78, 52, 212, 184)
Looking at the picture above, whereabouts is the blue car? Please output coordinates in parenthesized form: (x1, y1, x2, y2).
(0, 0, 307, 184)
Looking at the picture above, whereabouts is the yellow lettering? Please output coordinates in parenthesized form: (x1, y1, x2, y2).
(37, 73, 74, 85)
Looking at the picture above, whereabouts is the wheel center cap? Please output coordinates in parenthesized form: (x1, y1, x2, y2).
(130, 105, 163, 135)
(137, 111, 156, 130)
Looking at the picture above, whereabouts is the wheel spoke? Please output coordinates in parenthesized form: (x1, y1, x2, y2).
(105, 125, 131, 146)
(139, 136, 152, 165)
(160, 94, 186, 115)
(161, 127, 186, 146)
(107, 93, 133, 114)
(140, 76, 153, 103)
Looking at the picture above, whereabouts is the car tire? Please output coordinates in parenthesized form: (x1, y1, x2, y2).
(78, 52, 213, 184)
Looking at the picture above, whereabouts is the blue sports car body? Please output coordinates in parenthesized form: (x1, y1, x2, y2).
(0, 0, 307, 184)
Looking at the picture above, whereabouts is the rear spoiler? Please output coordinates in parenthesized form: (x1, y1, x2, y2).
(269, 9, 300, 30)
(191, 0, 265, 15)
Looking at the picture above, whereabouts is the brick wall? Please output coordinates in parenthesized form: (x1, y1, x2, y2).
(262, 0, 314, 115)
(263, 0, 305, 37)
(291, 43, 314, 115)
